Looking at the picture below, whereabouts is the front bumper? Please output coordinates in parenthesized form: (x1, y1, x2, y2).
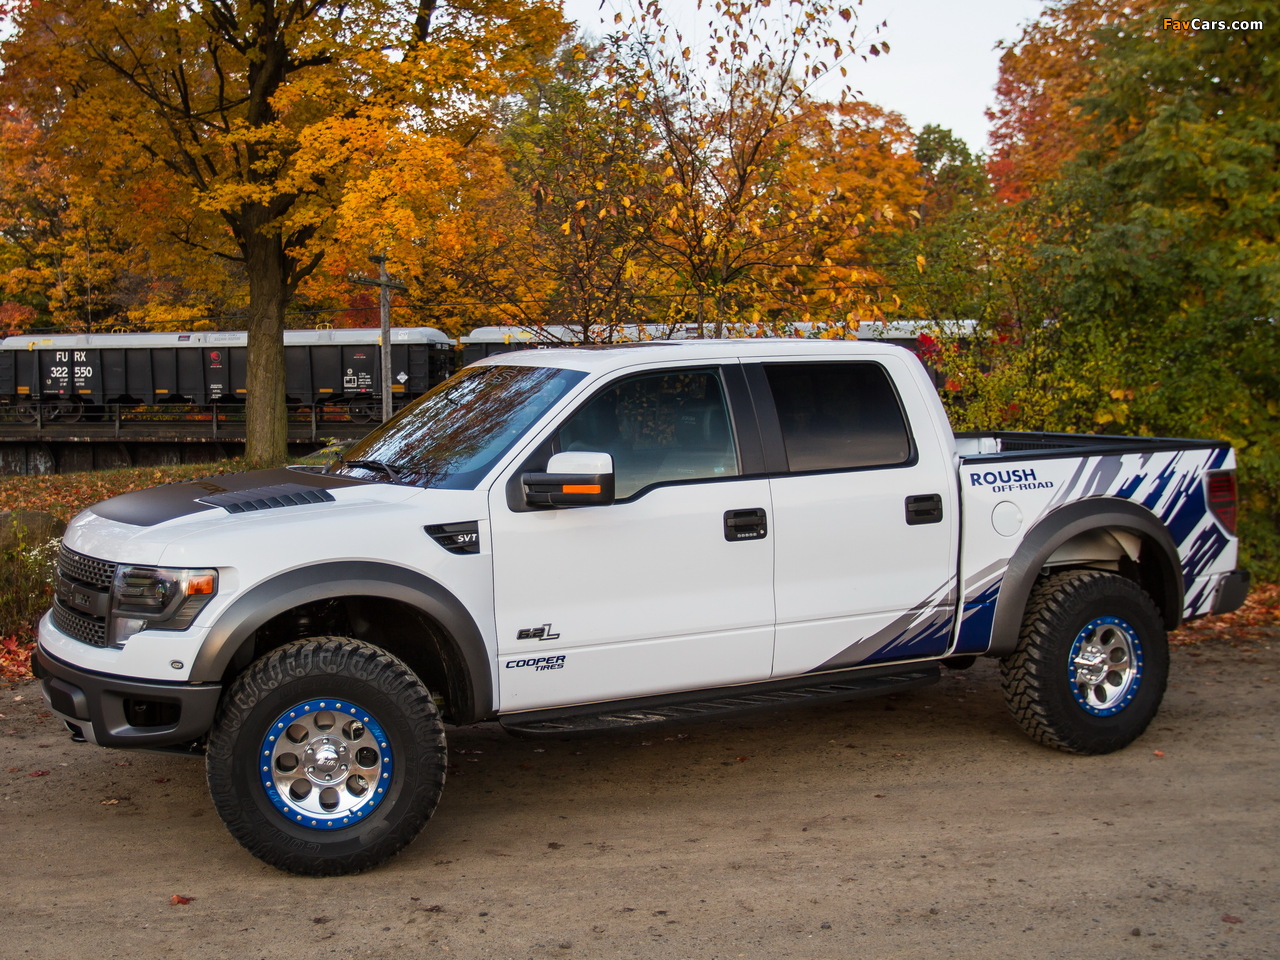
(35, 646, 222, 749)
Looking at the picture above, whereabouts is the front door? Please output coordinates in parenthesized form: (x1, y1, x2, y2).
(489, 366, 775, 712)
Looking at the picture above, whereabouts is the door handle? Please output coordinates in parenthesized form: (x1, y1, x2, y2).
(905, 494, 943, 525)
(724, 508, 768, 541)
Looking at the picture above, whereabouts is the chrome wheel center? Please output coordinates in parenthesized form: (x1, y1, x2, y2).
(1072, 643, 1109, 685)
(307, 738, 348, 782)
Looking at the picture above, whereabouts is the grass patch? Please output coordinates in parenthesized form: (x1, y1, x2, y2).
(0, 459, 254, 525)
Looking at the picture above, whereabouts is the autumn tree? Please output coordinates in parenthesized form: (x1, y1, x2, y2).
(956, 0, 1280, 572)
(1051, 0, 1279, 567)
(987, 0, 1156, 203)
(306, 135, 532, 339)
(0, 102, 251, 333)
(601, 0, 916, 337)
(0, 106, 135, 331)
(325, 37, 673, 344)
(750, 100, 921, 334)
(495, 38, 671, 341)
(870, 125, 1017, 330)
(306, 2, 922, 346)
(0, 0, 565, 460)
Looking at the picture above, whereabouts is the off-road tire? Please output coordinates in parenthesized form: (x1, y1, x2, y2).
(1001, 570, 1168, 755)
(207, 637, 446, 875)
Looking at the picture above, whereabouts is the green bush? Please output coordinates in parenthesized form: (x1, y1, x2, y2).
(1, 530, 58, 641)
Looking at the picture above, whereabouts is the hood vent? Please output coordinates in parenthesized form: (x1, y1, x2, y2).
(198, 483, 336, 514)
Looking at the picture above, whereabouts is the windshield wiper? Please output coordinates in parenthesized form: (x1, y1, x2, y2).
(341, 458, 403, 483)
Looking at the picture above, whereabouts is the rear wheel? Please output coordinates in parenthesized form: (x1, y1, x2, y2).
(1001, 570, 1168, 755)
(207, 637, 446, 875)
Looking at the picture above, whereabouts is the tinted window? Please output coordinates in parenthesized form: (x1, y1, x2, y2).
(764, 362, 912, 472)
(556, 369, 738, 498)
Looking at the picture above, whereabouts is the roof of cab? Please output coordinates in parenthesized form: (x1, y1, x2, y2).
(469, 337, 913, 374)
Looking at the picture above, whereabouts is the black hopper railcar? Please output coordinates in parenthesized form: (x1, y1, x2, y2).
(0, 327, 455, 423)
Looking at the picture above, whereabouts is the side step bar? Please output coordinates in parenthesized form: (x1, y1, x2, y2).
(499, 664, 941, 738)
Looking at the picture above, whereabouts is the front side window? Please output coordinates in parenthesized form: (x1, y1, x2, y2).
(333, 364, 586, 489)
(556, 369, 739, 499)
(764, 361, 913, 472)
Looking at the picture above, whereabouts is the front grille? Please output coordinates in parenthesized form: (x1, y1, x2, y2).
(52, 600, 109, 647)
(55, 546, 117, 647)
(58, 545, 117, 589)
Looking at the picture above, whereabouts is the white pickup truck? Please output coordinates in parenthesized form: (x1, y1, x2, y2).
(35, 339, 1249, 875)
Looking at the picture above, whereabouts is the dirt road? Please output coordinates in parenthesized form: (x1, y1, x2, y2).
(3, 636, 1276, 960)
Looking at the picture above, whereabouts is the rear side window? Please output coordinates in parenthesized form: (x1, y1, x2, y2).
(764, 362, 913, 472)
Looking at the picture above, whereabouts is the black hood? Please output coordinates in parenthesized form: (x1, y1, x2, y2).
(90, 467, 368, 527)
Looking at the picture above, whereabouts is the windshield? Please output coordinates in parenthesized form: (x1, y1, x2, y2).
(331, 364, 587, 489)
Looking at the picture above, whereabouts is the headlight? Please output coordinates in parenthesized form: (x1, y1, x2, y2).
(110, 565, 217, 646)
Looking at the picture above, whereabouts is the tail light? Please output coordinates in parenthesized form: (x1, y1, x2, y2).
(1206, 471, 1237, 535)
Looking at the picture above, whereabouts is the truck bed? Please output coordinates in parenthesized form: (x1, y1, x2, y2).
(955, 430, 1227, 462)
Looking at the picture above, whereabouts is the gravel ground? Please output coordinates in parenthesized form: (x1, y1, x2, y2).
(3, 635, 1276, 960)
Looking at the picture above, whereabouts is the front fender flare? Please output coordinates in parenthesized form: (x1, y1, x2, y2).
(190, 562, 492, 722)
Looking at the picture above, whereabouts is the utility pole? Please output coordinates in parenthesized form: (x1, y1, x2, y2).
(351, 255, 408, 422)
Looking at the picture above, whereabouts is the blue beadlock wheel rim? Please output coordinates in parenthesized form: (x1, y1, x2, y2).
(259, 699, 393, 830)
(1069, 616, 1143, 716)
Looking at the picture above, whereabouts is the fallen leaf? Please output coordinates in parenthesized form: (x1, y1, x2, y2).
(27, 770, 49, 777)
(1153, 750, 1165, 758)
(100, 799, 119, 806)
(169, 894, 193, 906)
(1221, 914, 1243, 924)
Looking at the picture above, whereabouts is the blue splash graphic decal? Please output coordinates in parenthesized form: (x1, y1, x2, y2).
(965, 444, 1236, 648)
(954, 577, 1002, 655)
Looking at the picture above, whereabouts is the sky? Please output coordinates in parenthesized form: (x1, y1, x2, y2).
(560, 0, 1048, 155)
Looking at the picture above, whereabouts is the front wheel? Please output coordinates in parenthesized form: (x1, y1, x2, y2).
(1001, 571, 1169, 755)
(207, 638, 446, 875)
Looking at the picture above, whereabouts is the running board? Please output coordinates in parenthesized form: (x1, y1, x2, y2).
(499, 664, 941, 738)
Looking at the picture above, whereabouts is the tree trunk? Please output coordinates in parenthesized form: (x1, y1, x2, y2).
(243, 226, 289, 464)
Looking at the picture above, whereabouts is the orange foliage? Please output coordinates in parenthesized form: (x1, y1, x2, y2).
(987, 0, 1155, 203)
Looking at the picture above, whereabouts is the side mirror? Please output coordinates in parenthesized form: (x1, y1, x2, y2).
(523, 451, 615, 507)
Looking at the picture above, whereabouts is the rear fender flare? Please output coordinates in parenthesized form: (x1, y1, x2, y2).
(988, 498, 1182, 657)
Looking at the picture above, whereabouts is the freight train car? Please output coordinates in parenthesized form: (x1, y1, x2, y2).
(0, 327, 455, 423)
(458, 321, 973, 369)
(458, 323, 696, 364)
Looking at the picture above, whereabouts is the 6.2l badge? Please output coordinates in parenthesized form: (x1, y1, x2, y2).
(516, 623, 560, 641)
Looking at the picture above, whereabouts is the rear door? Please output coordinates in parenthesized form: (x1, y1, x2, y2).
(746, 354, 959, 676)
